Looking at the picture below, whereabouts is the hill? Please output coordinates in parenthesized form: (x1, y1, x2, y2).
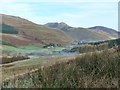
(0, 14, 73, 46)
(45, 22, 119, 42)
(88, 26, 119, 38)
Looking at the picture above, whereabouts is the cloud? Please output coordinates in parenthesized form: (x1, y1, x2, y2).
(0, 0, 118, 30)
(0, 1, 34, 19)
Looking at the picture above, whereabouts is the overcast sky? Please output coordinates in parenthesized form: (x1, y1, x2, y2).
(0, 0, 119, 30)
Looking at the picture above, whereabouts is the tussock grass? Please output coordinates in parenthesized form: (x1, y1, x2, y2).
(2, 49, 120, 88)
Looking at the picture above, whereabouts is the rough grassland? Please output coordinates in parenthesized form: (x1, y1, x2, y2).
(2, 49, 120, 88)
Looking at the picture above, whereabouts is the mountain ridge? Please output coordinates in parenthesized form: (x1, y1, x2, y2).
(1, 14, 73, 46)
(1, 14, 119, 46)
(45, 22, 119, 42)
(88, 26, 118, 38)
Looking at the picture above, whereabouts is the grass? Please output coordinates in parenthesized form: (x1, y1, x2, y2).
(18, 45, 43, 50)
(2, 44, 64, 51)
(19, 45, 64, 51)
(2, 54, 77, 81)
(2, 45, 18, 51)
(2, 49, 120, 88)
(1, 45, 65, 62)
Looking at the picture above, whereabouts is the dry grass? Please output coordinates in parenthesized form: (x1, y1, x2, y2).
(2, 49, 119, 88)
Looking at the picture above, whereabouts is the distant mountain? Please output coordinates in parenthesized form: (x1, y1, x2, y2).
(0, 14, 73, 46)
(45, 22, 72, 32)
(88, 26, 119, 38)
(45, 22, 118, 42)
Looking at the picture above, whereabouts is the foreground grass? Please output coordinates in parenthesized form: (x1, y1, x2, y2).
(2, 54, 77, 81)
(2, 49, 120, 88)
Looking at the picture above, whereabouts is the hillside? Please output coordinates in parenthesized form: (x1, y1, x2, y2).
(88, 26, 119, 38)
(45, 22, 118, 42)
(2, 47, 119, 88)
(0, 14, 73, 46)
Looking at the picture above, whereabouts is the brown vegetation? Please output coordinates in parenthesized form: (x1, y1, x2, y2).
(1, 33, 44, 46)
(79, 43, 108, 53)
(1, 55, 30, 64)
(2, 49, 119, 88)
(1, 14, 73, 46)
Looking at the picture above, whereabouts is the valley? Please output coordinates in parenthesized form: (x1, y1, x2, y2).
(0, 14, 120, 88)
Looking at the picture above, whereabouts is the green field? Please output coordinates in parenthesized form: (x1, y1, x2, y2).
(2, 45, 65, 56)
(2, 45, 64, 51)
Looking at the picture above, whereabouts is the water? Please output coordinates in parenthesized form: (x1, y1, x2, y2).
(27, 50, 77, 58)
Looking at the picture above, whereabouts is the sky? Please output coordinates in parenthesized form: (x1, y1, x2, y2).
(0, 0, 119, 30)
